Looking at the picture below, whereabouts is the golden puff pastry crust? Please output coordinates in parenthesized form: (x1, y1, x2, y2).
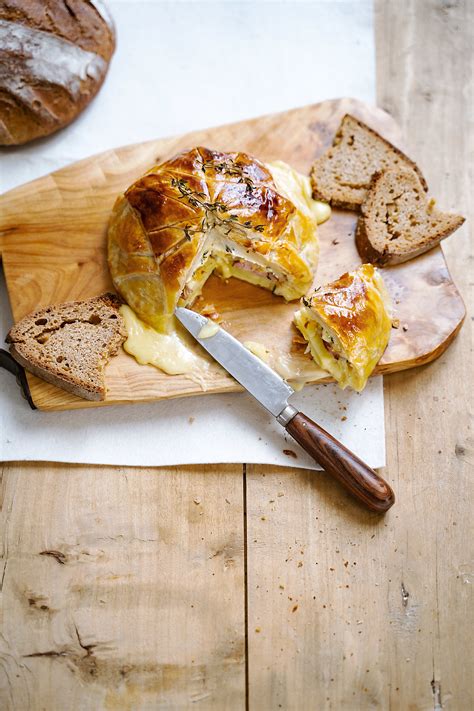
(294, 264, 391, 391)
(108, 147, 319, 331)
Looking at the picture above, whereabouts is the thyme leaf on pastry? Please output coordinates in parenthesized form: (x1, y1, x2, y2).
(197, 157, 256, 195)
(170, 177, 266, 236)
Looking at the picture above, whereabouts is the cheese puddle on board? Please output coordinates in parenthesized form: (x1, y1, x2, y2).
(244, 340, 327, 391)
(120, 305, 211, 377)
(121, 307, 327, 391)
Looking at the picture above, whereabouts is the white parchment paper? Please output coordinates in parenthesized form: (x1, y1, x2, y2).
(0, 0, 385, 469)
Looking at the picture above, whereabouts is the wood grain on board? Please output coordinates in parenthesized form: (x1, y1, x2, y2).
(0, 98, 465, 410)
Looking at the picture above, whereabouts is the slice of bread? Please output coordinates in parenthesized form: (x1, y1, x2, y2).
(355, 168, 465, 266)
(310, 114, 428, 210)
(6, 294, 126, 401)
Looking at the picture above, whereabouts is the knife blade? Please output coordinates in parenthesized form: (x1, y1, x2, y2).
(175, 307, 395, 513)
(175, 306, 294, 420)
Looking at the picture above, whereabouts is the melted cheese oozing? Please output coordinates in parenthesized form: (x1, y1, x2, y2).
(198, 319, 220, 339)
(294, 309, 358, 390)
(121, 162, 330, 376)
(120, 305, 209, 376)
(267, 161, 331, 225)
(181, 161, 328, 307)
(244, 340, 325, 391)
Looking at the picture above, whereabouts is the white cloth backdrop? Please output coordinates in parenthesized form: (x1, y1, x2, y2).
(0, 0, 385, 469)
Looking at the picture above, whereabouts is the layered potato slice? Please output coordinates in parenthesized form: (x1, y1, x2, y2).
(294, 264, 392, 391)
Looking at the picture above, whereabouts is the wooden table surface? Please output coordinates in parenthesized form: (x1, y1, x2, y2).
(1, 1, 473, 709)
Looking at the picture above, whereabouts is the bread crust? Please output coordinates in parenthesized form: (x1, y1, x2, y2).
(355, 208, 390, 265)
(355, 169, 465, 266)
(7, 293, 125, 401)
(0, 1, 115, 145)
(310, 114, 428, 210)
(9, 344, 104, 400)
(311, 190, 361, 212)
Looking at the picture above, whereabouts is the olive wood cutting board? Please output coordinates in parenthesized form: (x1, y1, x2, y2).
(0, 98, 465, 411)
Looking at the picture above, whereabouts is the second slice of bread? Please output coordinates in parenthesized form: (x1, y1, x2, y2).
(355, 168, 465, 266)
(7, 294, 126, 401)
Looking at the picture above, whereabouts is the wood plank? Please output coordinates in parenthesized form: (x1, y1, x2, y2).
(376, 0, 474, 707)
(0, 98, 464, 411)
(0, 463, 246, 709)
(246, 0, 473, 708)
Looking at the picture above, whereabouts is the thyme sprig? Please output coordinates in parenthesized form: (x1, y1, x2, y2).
(170, 176, 266, 236)
(197, 156, 256, 196)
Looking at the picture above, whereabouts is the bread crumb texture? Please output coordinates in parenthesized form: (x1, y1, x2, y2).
(356, 168, 464, 265)
(7, 294, 126, 401)
(310, 114, 427, 210)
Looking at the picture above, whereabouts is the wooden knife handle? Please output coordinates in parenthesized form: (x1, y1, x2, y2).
(285, 412, 395, 513)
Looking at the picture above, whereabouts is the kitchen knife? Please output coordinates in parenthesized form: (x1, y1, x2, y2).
(175, 307, 395, 513)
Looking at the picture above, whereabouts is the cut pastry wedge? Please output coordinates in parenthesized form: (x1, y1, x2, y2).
(294, 264, 392, 391)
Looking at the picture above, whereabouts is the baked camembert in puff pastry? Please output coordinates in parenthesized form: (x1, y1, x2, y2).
(108, 147, 327, 332)
(294, 264, 391, 391)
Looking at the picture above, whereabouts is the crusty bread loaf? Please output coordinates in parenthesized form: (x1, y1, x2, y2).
(310, 114, 428, 210)
(356, 168, 465, 266)
(0, 0, 115, 145)
(6, 293, 126, 401)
